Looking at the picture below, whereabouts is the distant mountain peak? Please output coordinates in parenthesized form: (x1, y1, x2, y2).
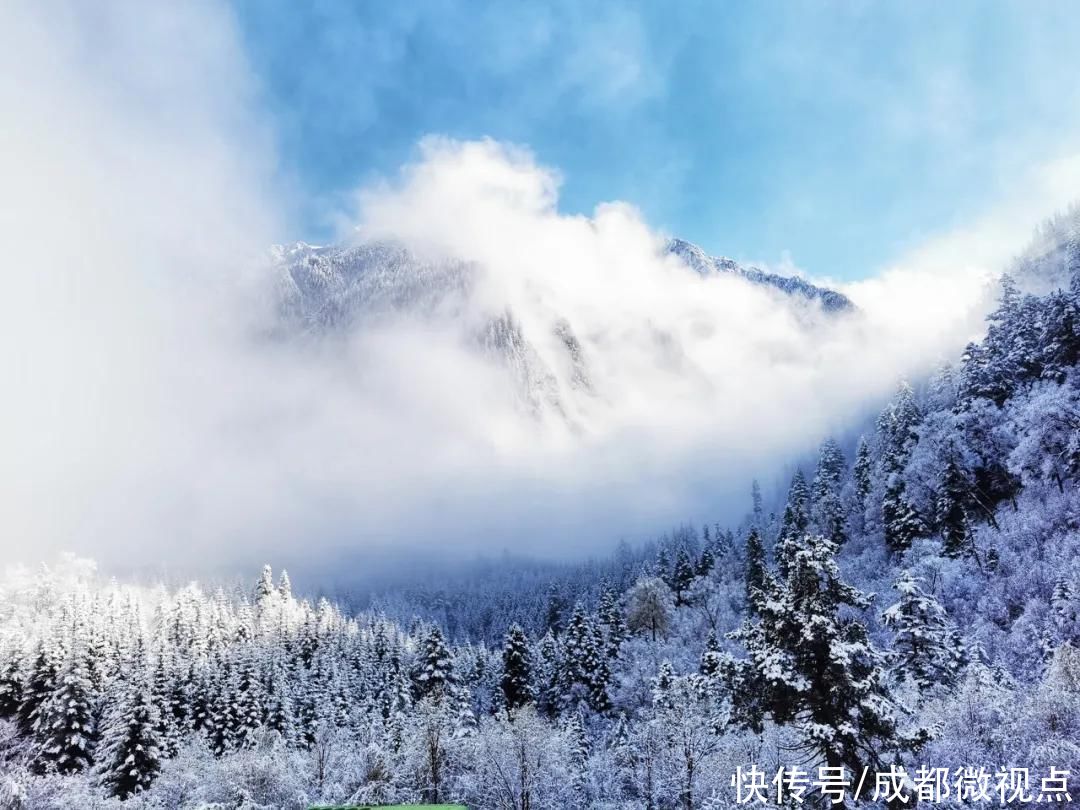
(268, 236, 855, 426)
(666, 237, 854, 312)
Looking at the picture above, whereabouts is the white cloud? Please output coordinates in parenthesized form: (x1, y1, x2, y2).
(0, 2, 1070, 581)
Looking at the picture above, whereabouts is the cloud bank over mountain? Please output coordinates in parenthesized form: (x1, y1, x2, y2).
(2, 0, 1077, 576)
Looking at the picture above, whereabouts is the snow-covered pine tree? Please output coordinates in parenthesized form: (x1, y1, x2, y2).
(560, 603, 594, 712)
(656, 546, 673, 587)
(882, 477, 925, 553)
(936, 457, 975, 558)
(534, 631, 562, 717)
(231, 648, 264, 749)
(881, 570, 965, 692)
(585, 620, 613, 713)
(597, 584, 627, 658)
(413, 625, 454, 702)
(672, 549, 697, 606)
(277, 569, 292, 600)
(564, 710, 590, 807)
(878, 382, 927, 553)
(501, 623, 534, 711)
(254, 564, 275, 606)
(697, 543, 715, 577)
(724, 534, 923, 776)
(453, 684, 478, 738)
(205, 658, 236, 756)
(775, 470, 810, 577)
(812, 437, 847, 546)
(699, 630, 722, 677)
(263, 656, 297, 744)
(17, 637, 59, 737)
(853, 435, 872, 505)
(150, 646, 186, 757)
(1039, 287, 1080, 381)
(651, 660, 675, 708)
(545, 583, 567, 637)
(1051, 577, 1079, 644)
(34, 615, 95, 774)
(86, 616, 114, 690)
(96, 677, 162, 799)
(751, 478, 764, 527)
(0, 653, 21, 719)
(744, 528, 768, 614)
(608, 711, 637, 800)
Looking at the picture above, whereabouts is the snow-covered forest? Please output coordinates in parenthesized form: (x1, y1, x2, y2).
(2, 210, 1080, 809)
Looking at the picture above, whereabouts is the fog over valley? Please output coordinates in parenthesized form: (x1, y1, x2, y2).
(3, 0, 1078, 581)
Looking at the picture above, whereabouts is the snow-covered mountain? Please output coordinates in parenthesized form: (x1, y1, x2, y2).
(274, 237, 853, 329)
(270, 237, 854, 425)
(666, 238, 854, 312)
(272, 240, 473, 328)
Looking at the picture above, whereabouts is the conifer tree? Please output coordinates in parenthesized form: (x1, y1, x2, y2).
(853, 435, 873, 505)
(501, 623, 534, 711)
(597, 585, 627, 658)
(187, 663, 214, 737)
(277, 569, 292, 600)
(254, 564, 275, 605)
(452, 684, 478, 738)
(534, 631, 562, 717)
(751, 479, 764, 527)
(656, 547, 673, 588)
(564, 711, 590, 805)
(264, 659, 296, 744)
(87, 622, 113, 691)
(413, 626, 454, 702)
(35, 623, 95, 774)
(699, 630, 722, 678)
(776, 470, 810, 577)
(878, 383, 926, 553)
(881, 571, 965, 692)
(651, 660, 676, 708)
(585, 621, 613, 713)
(744, 528, 768, 614)
(206, 661, 235, 756)
(18, 638, 59, 737)
(231, 649, 264, 749)
(608, 712, 636, 800)
(880, 382, 922, 460)
(35, 673, 92, 774)
(0, 655, 22, 719)
(812, 438, 847, 546)
(724, 534, 923, 774)
(883, 477, 925, 553)
(545, 584, 567, 637)
(697, 544, 715, 578)
(1051, 578, 1078, 643)
(672, 549, 697, 606)
(936, 457, 975, 558)
(150, 648, 186, 757)
(96, 678, 162, 799)
(560, 604, 594, 711)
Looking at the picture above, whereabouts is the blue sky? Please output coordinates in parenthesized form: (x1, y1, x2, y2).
(232, 1, 1080, 281)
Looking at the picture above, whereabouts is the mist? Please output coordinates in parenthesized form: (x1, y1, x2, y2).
(3, 1, 1077, 583)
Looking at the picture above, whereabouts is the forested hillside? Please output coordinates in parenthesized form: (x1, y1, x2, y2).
(2, 212, 1080, 808)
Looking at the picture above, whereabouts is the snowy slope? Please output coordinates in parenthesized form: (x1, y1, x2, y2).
(666, 238, 854, 312)
(270, 237, 854, 424)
